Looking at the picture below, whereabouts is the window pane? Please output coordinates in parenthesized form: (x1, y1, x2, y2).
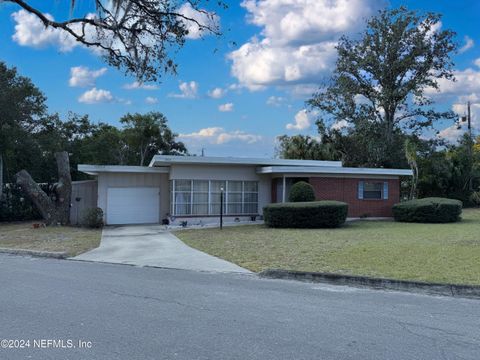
(244, 203, 258, 214)
(210, 193, 222, 203)
(228, 181, 242, 192)
(175, 204, 191, 215)
(364, 182, 382, 191)
(210, 181, 226, 192)
(228, 193, 242, 203)
(210, 203, 226, 215)
(243, 193, 258, 202)
(193, 193, 208, 203)
(174, 192, 191, 215)
(193, 180, 208, 192)
(228, 204, 242, 214)
(363, 182, 382, 199)
(192, 204, 208, 215)
(363, 191, 382, 199)
(244, 181, 258, 192)
(175, 180, 191, 191)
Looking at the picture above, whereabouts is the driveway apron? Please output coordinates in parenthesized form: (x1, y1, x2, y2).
(73, 225, 250, 273)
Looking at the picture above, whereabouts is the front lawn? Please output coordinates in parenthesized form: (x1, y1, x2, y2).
(0, 222, 101, 257)
(176, 209, 480, 285)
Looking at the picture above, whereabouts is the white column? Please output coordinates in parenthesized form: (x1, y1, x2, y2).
(282, 175, 286, 203)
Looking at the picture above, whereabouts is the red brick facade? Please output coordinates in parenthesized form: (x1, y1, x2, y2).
(308, 177, 399, 217)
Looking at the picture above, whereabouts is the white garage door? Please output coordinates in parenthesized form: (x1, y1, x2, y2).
(106, 187, 160, 225)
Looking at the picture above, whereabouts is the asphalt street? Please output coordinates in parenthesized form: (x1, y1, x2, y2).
(0, 254, 478, 360)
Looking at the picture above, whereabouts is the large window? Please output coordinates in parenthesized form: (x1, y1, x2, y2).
(359, 181, 388, 200)
(171, 180, 259, 216)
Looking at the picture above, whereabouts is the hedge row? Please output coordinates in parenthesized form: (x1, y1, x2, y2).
(392, 197, 462, 223)
(263, 201, 348, 228)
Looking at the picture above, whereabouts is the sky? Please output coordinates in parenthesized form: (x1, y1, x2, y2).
(1, 0, 480, 157)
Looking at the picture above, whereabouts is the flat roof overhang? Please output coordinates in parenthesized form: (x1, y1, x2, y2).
(78, 164, 170, 175)
(149, 155, 342, 168)
(256, 166, 413, 177)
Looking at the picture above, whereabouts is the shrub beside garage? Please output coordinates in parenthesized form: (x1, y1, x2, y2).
(393, 197, 462, 223)
(263, 201, 348, 228)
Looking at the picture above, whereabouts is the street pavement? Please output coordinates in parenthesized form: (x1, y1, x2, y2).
(0, 254, 478, 360)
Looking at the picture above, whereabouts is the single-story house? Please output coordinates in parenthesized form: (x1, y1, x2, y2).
(78, 156, 413, 225)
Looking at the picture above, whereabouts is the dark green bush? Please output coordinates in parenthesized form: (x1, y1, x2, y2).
(81, 207, 104, 228)
(263, 201, 348, 228)
(0, 183, 48, 222)
(288, 181, 316, 202)
(392, 197, 462, 223)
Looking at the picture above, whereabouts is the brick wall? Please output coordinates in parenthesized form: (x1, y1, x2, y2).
(309, 177, 400, 217)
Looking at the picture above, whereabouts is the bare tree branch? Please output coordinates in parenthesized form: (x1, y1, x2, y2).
(5, 0, 224, 82)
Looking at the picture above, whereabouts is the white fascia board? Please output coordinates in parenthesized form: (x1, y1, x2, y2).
(78, 164, 170, 175)
(149, 155, 342, 168)
(256, 166, 413, 176)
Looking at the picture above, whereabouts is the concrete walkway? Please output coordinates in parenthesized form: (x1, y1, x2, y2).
(73, 225, 250, 273)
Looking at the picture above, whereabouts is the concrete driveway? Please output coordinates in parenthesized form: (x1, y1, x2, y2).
(73, 225, 250, 273)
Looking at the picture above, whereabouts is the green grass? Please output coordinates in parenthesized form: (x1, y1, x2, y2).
(0, 222, 101, 257)
(176, 209, 480, 285)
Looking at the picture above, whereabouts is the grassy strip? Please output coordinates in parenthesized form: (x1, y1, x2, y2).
(0, 222, 101, 257)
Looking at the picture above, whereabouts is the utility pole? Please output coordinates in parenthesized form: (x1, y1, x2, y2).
(462, 101, 473, 190)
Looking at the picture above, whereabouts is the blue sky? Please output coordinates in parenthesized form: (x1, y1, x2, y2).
(1, 0, 480, 157)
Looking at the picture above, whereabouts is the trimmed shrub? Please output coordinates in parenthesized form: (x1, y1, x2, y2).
(263, 201, 348, 228)
(392, 197, 462, 223)
(81, 207, 104, 228)
(288, 181, 316, 202)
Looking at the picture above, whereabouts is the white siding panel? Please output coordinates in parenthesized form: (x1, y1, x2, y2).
(97, 172, 169, 224)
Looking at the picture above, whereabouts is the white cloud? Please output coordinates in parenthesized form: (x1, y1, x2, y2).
(207, 87, 226, 98)
(228, 0, 384, 90)
(459, 35, 474, 54)
(123, 81, 159, 90)
(78, 88, 114, 104)
(169, 81, 199, 99)
(179, 127, 262, 145)
(218, 103, 234, 112)
(145, 96, 159, 104)
(437, 100, 479, 142)
(177, 3, 220, 40)
(266, 96, 286, 106)
(331, 119, 349, 130)
(11, 10, 100, 53)
(69, 66, 107, 88)
(11, 10, 79, 51)
(474, 58, 480, 68)
(286, 109, 312, 130)
(425, 68, 480, 99)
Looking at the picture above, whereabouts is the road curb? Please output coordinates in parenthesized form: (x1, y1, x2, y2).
(259, 269, 480, 299)
(0, 248, 68, 259)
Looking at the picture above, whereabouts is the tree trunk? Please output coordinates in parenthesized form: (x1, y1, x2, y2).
(14, 151, 72, 226)
(53, 151, 72, 224)
(0, 153, 3, 201)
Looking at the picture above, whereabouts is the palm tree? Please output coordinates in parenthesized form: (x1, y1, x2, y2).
(405, 138, 419, 199)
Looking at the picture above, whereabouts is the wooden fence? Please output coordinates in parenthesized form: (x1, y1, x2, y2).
(70, 180, 98, 225)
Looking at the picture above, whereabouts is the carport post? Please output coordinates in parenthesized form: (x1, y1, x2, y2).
(282, 175, 286, 203)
